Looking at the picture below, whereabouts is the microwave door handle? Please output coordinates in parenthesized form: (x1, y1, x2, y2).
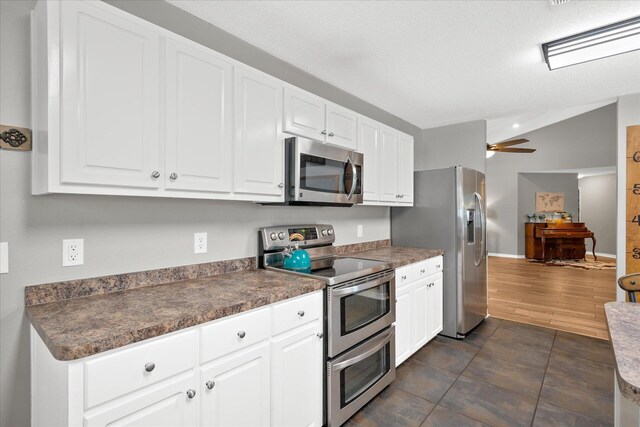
(331, 328, 393, 372)
(331, 271, 395, 296)
(345, 156, 357, 200)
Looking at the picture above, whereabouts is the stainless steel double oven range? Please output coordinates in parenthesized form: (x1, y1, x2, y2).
(259, 224, 396, 427)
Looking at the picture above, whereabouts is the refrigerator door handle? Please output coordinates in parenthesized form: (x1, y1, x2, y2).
(474, 192, 486, 267)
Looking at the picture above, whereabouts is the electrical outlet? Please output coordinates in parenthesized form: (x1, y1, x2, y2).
(62, 239, 84, 267)
(357, 224, 363, 238)
(194, 233, 207, 254)
(0, 242, 8, 274)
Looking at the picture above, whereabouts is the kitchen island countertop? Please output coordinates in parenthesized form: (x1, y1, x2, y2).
(604, 302, 640, 405)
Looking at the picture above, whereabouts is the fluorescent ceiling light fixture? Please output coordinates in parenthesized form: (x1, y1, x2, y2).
(542, 16, 640, 70)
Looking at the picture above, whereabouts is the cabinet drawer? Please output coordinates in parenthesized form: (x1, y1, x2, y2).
(200, 307, 271, 363)
(396, 265, 413, 287)
(272, 291, 323, 336)
(412, 256, 443, 280)
(84, 329, 197, 409)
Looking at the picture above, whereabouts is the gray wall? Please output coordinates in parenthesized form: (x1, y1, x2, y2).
(0, 1, 417, 425)
(579, 174, 616, 256)
(517, 173, 579, 256)
(486, 104, 617, 255)
(416, 120, 487, 173)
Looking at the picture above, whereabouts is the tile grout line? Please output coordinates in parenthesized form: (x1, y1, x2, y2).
(529, 330, 557, 427)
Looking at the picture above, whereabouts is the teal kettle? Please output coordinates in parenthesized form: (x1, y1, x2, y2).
(283, 243, 311, 272)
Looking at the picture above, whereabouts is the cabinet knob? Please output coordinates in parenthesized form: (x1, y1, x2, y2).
(278, 183, 284, 189)
(429, 283, 434, 287)
(186, 389, 196, 399)
(144, 362, 155, 372)
(420, 269, 426, 274)
(321, 130, 327, 135)
(169, 172, 178, 181)
(316, 332, 323, 339)
(298, 310, 305, 317)
(401, 275, 407, 280)
(206, 380, 215, 390)
(436, 264, 441, 269)
(328, 132, 334, 137)
(399, 195, 404, 199)
(237, 331, 246, 339)
(151, 171, 160, 179)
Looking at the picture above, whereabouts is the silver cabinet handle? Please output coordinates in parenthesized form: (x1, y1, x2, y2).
(151, 171, 160, 179)
(298, 310, 305, 317)
(186, 389, 196, 399)
(321, 130, 327, 135)
(436, 264, 441, 269)
(169, 173, 178, 181)
(278, 183, 284, 189)
(317, 333, 323, 339)
(206, 380, 215, 390)
(328, 132, 334, 137)
(429, 283, 434, 287)
(401, 275, 407, 280)
(420, 269, 426, 274)
(144, 362, 155, 372)
(399, 195, 404, 199)
(237, 331, 246, 339)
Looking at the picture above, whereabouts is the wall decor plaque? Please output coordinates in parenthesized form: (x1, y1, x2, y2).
(535, 192, 564, 212)
(0, 125, 32, 151)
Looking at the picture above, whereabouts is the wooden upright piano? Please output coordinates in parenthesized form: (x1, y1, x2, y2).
(525, 222, 597, 261)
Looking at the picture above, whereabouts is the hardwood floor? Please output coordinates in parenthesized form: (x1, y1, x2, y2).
(487, 256, 617, 340)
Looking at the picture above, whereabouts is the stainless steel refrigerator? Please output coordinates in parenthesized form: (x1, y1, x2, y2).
(391, 166, 488, 339)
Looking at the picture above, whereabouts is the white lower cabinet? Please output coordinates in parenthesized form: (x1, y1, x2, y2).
(394, 257, 444, 367)
(31, 291, 323, 427)
(200, 342, 271, 427)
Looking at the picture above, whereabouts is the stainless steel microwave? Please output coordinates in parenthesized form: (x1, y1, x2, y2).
(281, 137, 363, 206)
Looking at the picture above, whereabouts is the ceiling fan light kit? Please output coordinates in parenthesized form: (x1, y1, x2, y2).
(541, 16, 640, 70)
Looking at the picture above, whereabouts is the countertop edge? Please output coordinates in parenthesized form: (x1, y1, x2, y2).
(604, 302, 640, 405)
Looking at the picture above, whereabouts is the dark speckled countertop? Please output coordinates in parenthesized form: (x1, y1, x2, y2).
(26, 242, 443, 361)
(26, 269, 325, 361)
(604, 302, 640, 405)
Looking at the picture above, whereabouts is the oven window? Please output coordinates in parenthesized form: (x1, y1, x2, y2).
(299, 155, 361, 195)
(341, 283, 390, 335)
(340, 341, 390, 407)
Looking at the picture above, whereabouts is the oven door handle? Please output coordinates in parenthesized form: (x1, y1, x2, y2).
(345, 156, 357, 200)
(331, 271, 395, 297)
(331, 327, 393, 372)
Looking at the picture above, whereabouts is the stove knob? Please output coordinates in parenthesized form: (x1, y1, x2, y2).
(278, 232, 286, 240)
(328, 229, 334, 236)
(321, 229, 328, 236)
(270, 232, 277, 241)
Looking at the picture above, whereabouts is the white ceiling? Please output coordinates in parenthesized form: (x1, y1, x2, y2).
(167, 1, 640, 129)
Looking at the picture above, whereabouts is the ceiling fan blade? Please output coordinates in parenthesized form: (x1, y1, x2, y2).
(491, 138, 530, 148)
(495, 147, 536, 153)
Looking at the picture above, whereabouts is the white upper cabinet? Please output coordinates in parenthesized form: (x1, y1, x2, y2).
(58, 1, 161, 189)
(233, 66, 284, 200)
(326, 103, 358, 150)
(283, 87, 326, 141)
(398, 133, 414, 204)
(358, 117, 381, 202)
(379, 125, 400, 202)
(284, 87, 358, 150)
(165, 37, 233, 194)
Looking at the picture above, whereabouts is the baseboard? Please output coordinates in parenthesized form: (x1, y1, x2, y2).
(594, 252, 616, 259)
(488, 253, 526, 259)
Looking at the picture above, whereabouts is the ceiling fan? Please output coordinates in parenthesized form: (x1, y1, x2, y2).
(486, 138, 536, 158)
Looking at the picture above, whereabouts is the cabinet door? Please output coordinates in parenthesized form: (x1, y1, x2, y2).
(398, 134, 414, 205)
(395, 284, 412, 367)
(428, 274, 444, 339)
(283, 87, 326, 141)
(357, 117, 380, 202)
(412, 279, 430, 351)
(200, 341, 270, 427)
(326, 103, 358, 150)
(60, 1, 161, 189)
(271, 322, 323, 427)
(234, 66, 284, 200)
(165, 37, 233, 193)
(84, 373, 197, 427)
(379, 125, 399, 203)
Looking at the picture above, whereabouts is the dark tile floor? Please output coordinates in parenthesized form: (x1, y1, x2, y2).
(344, 317, 615, 427)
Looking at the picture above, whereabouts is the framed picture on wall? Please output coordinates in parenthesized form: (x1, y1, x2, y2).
(535, 192, 564, 212)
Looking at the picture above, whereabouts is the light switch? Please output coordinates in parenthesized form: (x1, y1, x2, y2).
(0, 242, 8, 274)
